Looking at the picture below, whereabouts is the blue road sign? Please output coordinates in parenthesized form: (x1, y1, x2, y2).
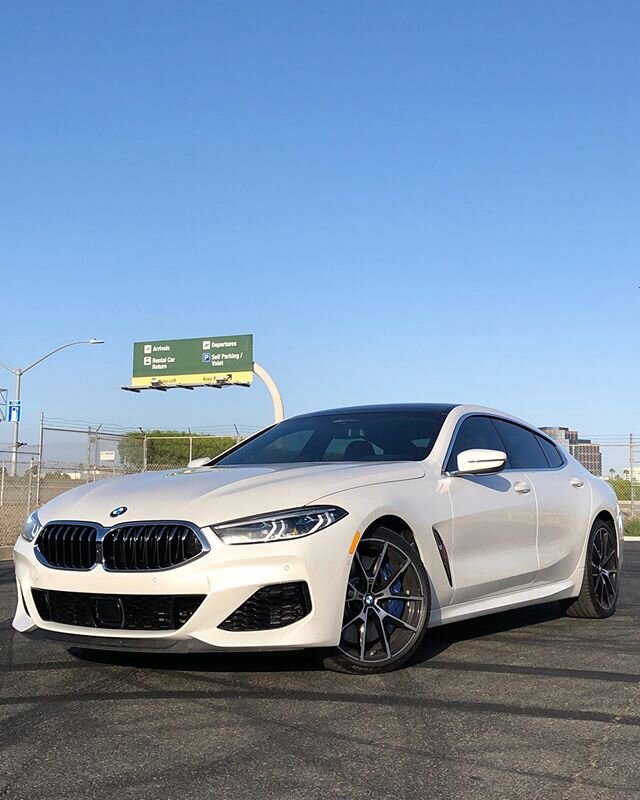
(8, 401, 21, 423)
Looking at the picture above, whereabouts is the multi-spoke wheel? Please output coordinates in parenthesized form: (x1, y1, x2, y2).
(562, 518, 620, 619)
(324, 528, 430, 674)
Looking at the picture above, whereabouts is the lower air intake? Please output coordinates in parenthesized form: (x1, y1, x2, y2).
(218, 582, 311, 632)
(32, 589, 205, 631)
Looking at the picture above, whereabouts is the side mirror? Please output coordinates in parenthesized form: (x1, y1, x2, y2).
(453, 449, 507, 476)
(187, 456, 212, 469)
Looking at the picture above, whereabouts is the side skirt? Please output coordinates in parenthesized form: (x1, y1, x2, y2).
(428, 569, 583, 628)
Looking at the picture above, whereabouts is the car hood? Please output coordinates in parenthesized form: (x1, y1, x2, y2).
(37, 461, 425, 528)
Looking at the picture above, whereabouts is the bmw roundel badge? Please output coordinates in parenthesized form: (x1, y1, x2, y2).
(110, 506, 128, 518)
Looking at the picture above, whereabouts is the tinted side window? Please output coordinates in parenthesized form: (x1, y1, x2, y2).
(446, 416, 506, 472)
(536, 435, 564, 468)
(492, 419, 548, 469)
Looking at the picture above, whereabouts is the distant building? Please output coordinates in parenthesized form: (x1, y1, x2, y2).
(540, 427, 602, 476)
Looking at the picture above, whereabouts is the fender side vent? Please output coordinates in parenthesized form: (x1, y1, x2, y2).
(433, 528, 453, 587)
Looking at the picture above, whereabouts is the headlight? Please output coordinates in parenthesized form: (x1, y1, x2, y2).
(21, 511, 42, 542)
(212, 506, 347, 545)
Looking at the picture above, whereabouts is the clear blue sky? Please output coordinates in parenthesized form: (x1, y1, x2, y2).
(1, 1, 639, 447)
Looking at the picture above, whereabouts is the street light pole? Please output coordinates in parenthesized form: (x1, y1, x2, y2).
(11, 369, 22, 479)
(0, 339, 104, 477)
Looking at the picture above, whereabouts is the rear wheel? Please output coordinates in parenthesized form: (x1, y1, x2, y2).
(323, 528, 430, 674)
(562, 518, 620, 619)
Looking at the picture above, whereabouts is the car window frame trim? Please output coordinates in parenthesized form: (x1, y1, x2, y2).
(442, 412, 568, 476)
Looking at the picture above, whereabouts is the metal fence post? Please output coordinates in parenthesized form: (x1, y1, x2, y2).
(189, 436, 193, 463)
(86, 426, 92, 483)
(36, 411, 44, 506)
(0, 461, 4, 507)
(143, 436, 148, 472)
(27, 457, 34, 511)
(630, 434, 635, 519)
(93, 424, 102, 481)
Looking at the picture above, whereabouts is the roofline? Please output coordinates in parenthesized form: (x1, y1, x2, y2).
(288, 403, 460, 420)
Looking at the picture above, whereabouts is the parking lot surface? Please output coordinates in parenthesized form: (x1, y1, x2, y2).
(1, 548, 638, 800)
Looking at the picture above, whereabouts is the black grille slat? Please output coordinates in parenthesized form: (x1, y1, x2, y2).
(80, 528, 90, 569)
(180, 527, 188, 562)
(114, 529, 123, 570)
(31, 589, 205, 630)
(70, 527, 78, 569)
(160, 527, 168, 566)
(60, 526, 66, 567)
(219, 582, 311, 632)
(103, 523, 203, 571)
(37, 524, 97, 570)
(170, 527, 178, 563)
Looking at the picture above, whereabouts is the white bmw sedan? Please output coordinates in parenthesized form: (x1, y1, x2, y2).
(13, 404, 623, 674)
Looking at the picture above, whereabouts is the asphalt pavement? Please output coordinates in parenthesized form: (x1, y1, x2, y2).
(1, 548, 639, 800)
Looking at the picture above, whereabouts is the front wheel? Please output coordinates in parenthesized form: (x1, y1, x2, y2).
(323, 528, 431, 674)
(562, 518, 620, 619)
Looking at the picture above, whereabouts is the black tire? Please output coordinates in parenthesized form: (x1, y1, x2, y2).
(323, 527, 431, 674)
(562, 518, 620, 619)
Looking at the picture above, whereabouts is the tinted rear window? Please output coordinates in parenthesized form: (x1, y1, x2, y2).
(215, 411, 450, 465)
(491, 419, 548, 470)
(536, 435, 565, 468)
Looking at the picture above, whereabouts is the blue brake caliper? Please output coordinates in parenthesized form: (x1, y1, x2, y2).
(381, 561, 405, 622)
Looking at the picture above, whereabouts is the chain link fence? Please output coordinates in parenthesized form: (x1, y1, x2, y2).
(0, 418, 259, 546)
(2, 427, 640, 547)
(571, 436, 640, 536)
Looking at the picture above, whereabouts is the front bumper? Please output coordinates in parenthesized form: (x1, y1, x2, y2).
(13, 518, 355, 652)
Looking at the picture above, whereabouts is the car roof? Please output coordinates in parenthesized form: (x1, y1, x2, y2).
(287, 404, 552, 439)
(290, 403, 459, 419)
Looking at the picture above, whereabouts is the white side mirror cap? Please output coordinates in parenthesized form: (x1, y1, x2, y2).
(454, 449, 507, 476)
(187, 456, 212, 469)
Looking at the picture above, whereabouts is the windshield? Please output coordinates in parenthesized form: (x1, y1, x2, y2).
(215, 410, 450, 465)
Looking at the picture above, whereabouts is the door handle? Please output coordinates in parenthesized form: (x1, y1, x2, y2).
(513, 481, 531, 494)
(570, 478, 585, 488)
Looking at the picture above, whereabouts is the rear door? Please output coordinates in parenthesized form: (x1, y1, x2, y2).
(445, 416, 539, 604)
(525, 433, 593, 583)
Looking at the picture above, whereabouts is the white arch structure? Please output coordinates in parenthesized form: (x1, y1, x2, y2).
(252, 362, 284, 422)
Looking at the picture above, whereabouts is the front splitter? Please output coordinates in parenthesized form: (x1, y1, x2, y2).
(21, 628, 307, 653)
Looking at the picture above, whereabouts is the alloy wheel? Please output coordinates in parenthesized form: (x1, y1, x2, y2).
(338, 536, 428, 665)
(591, 524, 619, 611)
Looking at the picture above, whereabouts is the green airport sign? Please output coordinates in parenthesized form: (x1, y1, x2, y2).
(132, 335, 253, 387)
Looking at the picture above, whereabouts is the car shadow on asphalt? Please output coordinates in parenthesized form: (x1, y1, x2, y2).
(408, 601, 568, 665)
(69, 601, 568, 674)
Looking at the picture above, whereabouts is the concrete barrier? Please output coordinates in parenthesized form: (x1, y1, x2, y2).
(0, 545, 14, 561)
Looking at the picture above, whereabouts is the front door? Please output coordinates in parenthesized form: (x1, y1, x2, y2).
(444, 415, 539, 604)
